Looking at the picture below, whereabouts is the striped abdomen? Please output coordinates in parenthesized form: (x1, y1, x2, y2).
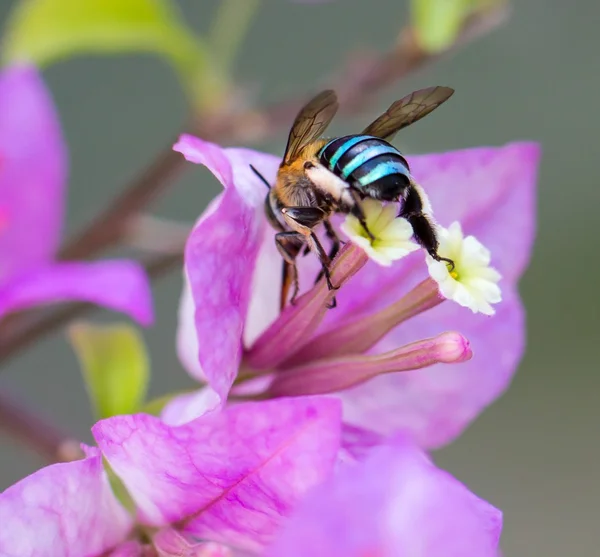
(318, 134, 410, 201)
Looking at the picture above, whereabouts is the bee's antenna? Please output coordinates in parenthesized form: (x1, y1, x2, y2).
(250, 164, 271, 189)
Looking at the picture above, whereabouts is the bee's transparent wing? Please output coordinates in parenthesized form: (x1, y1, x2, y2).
(283, 90, 339, 164)
(362, 86, 454, 141)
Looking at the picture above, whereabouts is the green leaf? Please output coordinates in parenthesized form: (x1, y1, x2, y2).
(68, 321, 150, 419)
(411, 0, 472, 53)
(2, 0, 206, 90)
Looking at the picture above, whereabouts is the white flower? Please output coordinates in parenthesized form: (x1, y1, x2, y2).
(340, 198, 419, 266)
(427, 221, 502, 315)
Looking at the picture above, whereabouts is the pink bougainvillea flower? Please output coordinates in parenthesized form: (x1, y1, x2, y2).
(0, 397, 342, 556)
(172, 133, 540, 448)
(265, 434, 502, 557)
(0, 64, 152, 325)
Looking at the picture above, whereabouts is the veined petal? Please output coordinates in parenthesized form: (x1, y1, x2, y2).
(160, 386, 222, 426)
(93, 397, 342, 553)
(411, 142, 541, 283)
(0, 261, 154, 325)
(338, 289, 524, 448)
(0, 454, 132, 557)
(319, 142, 540, 327)
(174, 136, 278, 401)
(173, 135, 276, 207)
(0, 64, 67, 284)
(265, 435, 501, 557)
(108, 541, 145, 557)
(176, 275, 205, 382)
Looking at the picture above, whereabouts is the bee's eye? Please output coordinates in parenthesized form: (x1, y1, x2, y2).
(304, 161, 315, 170)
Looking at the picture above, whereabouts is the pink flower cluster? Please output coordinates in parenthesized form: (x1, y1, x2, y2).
(0, 61, 540, 557)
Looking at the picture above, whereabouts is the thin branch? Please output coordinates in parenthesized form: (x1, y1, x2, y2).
(199, 4, 509, 142)
(0, 390, 83, 463)
(58, 146, 186, 261)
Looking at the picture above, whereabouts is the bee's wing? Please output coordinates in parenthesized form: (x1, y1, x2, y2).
(283, 90, 339, 165)
(361, 86, 454, 141)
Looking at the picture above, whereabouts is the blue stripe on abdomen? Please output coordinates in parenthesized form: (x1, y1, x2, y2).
(341, 144, 400, 179)
(322, 135, 373, 171)
(357, 160, 410, 187)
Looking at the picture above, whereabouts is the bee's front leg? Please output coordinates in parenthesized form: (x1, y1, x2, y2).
(314, 219, 343, 285)
(281, 207, 339, 309)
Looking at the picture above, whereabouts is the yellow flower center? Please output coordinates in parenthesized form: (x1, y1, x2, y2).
(447, 261, 459, 280)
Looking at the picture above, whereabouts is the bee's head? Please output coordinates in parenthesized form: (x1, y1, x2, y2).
(265, 188, 286, 231)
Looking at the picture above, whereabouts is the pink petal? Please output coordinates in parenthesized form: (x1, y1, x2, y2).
(160, 386, 222, 426)
(321, 142, 540, 324)
(265, 435, 502, 557)
(412, 142, 540, 282)
(0, 64, 67, 283)
(109, 541, 146, 557)
(174, 136, 279, 401)
(93, 397, 342, 553)
(338, 289, 524, 448)
(0, 454, 132, 557)
(0, 261, 154, 325)
(176, 276, 205, 381)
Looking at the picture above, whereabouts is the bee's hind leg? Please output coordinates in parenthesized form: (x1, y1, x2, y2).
(400, 184, 455, 270)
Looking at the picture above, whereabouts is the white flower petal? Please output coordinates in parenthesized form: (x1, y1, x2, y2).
(427, 221, 502, 315)
(342, 202, 417, 267)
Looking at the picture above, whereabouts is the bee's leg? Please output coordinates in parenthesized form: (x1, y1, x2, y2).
(314, 219, 343, 285)
(275, 231, 306, 310)
(400, 184, 454, 269)
(307, 230, 339, 309)
(281, 207, 339, 309)
(349, 189, 376, 240)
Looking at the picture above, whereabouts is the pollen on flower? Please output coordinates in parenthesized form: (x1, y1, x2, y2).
(427, 221, 502, 315)
(340, 198, 419, 266)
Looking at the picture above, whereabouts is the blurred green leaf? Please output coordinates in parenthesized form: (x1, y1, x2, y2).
(411, 0, 472, 53)
(2, 0, 206, 93)
(68, 321, 150, 419)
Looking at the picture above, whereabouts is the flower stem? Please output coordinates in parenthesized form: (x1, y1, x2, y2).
(0, 390, 83, 463)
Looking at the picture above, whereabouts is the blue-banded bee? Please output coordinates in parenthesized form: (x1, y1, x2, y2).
(251, 86, 454, 310)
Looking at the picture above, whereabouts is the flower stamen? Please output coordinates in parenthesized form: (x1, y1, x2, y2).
(268, 332, 472, 397)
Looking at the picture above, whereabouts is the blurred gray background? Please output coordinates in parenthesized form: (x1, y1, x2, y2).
(0, 0, 598, 555)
